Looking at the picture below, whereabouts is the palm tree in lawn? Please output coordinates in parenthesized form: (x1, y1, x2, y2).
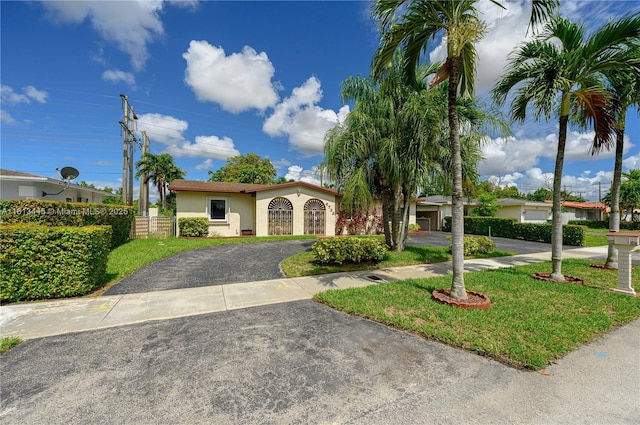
(136, 152, 186, 210)
(602, 53, 640, 268)
(323, 58, 443, 251)
(371, 0, 558, 299)
(492, 15, 640, 281)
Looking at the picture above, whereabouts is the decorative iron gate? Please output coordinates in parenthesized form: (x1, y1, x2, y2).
(268, 197, 293, 235)
(304, 199, 325, 235)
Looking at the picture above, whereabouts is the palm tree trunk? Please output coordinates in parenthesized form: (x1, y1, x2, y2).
(550, 110, 569, 282)
(381, 188, 392, 248)
(605, 123, 625, 268)
(448, 56, 467, 300)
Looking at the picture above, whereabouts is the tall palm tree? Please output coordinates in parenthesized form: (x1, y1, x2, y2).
(323, 58, 443, 251)
(602, 53, 640, 268)
(492, 14, 640, 281)
(371, 0, 555, 299)
(136, 152, 186, 210)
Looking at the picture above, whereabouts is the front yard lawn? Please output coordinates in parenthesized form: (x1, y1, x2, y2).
(314, 259, 640, 370)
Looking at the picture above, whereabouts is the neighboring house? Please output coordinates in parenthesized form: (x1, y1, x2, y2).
(168, 180, 338, 237)
(415, 196, 554, 230)
(551, 201, 608, 224)
(415, 196, 479, 231)
(495, 198, 553, 223)
(0, 169, 112, 203)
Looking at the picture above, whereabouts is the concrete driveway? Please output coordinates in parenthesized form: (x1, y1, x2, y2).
(2, 300, 638, 424)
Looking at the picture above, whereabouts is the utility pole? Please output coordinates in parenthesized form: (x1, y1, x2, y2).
(139, 131, 150, 216)
(119, 93, 138, 206)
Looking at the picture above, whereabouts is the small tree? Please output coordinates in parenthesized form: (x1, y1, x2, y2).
(208, 153, 276, 184)
(470, 194, 501, 217)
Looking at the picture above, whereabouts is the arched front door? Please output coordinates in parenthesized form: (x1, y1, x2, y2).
(304, 199, 325, 235)
(268, 197, 293, 235)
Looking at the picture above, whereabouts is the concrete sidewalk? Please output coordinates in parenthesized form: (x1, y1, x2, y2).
(1, 246, 614, 340)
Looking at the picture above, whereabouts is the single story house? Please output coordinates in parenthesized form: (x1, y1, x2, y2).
(0, 169, 112, 203)
(494, 198, 553, 223)
(415, 196, 554, 230)
(546, 201, 608, 224)
(168, 180, 339, 237)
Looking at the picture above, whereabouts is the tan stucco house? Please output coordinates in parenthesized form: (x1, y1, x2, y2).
(494, 198, 553, 223)
(168, 180, 338, 237)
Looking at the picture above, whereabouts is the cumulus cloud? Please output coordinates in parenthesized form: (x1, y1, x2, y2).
(41, 0, 182, 71)
(195, 159, 214, 170)
(284, 165, 321, 185)
(183, 41, 279, 113)
(263, 77, 349, 155)
(166, 135, 240, 159)
(623, 153, 640, 170)
(102, 69, 136, 88)
(136, 112, 239, 160)
(479, 129, 634, 177)
(1, 85, 48, 104)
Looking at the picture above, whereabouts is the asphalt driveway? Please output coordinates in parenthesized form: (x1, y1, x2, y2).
(105, 234, 555, 295)
(104, 240, 315, 295)
(408, 231, 553, 254)
(2, 300, 638, 424)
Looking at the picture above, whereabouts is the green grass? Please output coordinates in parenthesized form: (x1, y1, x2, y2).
(583, 227, 609, 247)
(99, 235, 317, 293)
(280, 245, 515, 277)
(314, 259, 640, 370)
(0, 336, 22, 354)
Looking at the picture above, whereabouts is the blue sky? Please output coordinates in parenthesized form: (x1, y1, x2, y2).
(1, 0, 639, 202)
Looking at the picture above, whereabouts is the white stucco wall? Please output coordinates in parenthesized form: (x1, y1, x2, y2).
(0, 179, 106, 203)
(255, 187, 336, 237)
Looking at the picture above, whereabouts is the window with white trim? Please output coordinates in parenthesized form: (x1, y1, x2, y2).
(207, 197, 228, 222)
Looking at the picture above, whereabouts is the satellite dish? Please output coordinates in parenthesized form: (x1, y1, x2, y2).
(60, 166, 79, 180)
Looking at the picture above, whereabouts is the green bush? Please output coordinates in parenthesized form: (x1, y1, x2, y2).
(0, 200, 134, 248)
(443, 216, 585, 246)
(447, 235, 496, 256)
(0, 224, 112, 302)
(568, 219, 640, 231)
(178, 217, 209, 237)
(312, 237, 387, 265)
(408, 223, 421, 232)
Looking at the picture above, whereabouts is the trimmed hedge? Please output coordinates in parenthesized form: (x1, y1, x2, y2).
(568, 219, 640, 231)
(0, 224, 112, 302)
(0, 199, 134, 248)
(178, 217, 209, 237)
(443, 216, 585, 246)
(312, 237, 387, 265)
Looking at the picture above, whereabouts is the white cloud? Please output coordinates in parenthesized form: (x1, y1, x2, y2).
(183, 41, 279, 113)
(136, 112, 239, 160)
(136, 113, 189, 146)
(167, 135, 240, 159)
(284, 165, 321, 185)
(195, 159, 214, 170)
(263, 77, 350, 155)
(1, 109, 18, 125)
(623, 153, 640, 170)
(479, 129, 634, 177)
(271, 158, 292, 170)
(23, 86, 48, 103)
(1, 85, 48, 104)
(102, 69, 136, 88)
(41, 0, 175, 71)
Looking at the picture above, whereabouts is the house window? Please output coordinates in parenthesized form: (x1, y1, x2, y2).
(207, 198, 228, 222)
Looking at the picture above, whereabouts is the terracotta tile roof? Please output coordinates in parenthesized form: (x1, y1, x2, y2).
(544, 200, 607, 210)
(168, 179, 338, 195)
